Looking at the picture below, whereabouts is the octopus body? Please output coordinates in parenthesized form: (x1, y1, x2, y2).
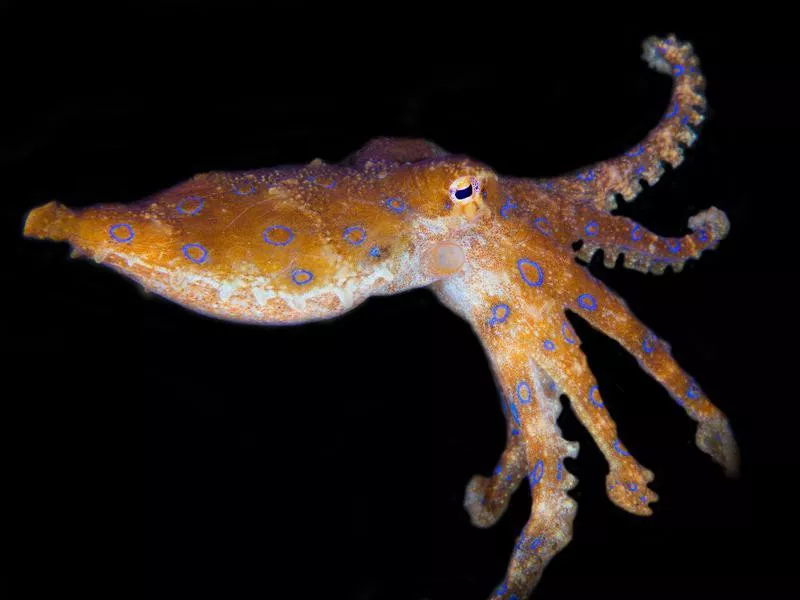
(24, 35, 738, 599)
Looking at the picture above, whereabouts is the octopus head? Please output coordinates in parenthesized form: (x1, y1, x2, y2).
(396, 157, 499, 280)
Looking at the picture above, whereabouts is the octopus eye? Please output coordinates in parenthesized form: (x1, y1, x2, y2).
(449, 176, 480, 203)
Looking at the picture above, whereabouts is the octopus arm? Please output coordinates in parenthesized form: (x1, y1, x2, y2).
(535, 35, 707, 212)
(506, 181, 730, 275)
(524, 303, 661, 517)
(573, 205, 730, 274)
(468, 342, 579, 599)
(559, 270, 740, 477)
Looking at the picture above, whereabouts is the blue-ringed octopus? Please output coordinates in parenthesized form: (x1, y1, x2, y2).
(23, 34, 739, 599)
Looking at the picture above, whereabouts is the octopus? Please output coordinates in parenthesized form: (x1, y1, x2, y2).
(23, 35, 738, 599)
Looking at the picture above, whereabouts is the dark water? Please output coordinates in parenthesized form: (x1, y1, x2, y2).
(2, 9, 790, 600)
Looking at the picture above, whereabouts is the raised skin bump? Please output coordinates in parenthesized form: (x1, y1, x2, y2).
(23, 34, 736, 600)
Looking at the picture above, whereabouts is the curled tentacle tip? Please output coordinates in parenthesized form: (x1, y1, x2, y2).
(642, 34, 693, 75)
(642, 36, 674, 74)
(688, 206, 730, 242)
(696, 417, 741, 478)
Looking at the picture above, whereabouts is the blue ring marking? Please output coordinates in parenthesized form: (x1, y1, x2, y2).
(632, 224, 644, 241)
(385, 197, 406, 213)
(511, 428, 520, 436)
(642, 333, 656, 355)
(562, 321, 577, 344)
(291, 269, 314, 285)
(665, 102, 679, 119)
(613, 439, 630, 456)
(517, 258, 544, 287)
(673, 64, 685, 77)
(369, 245, 381, 258)
(444, 199, 453, 210)
(343, 225, 367, 246)
(584, 220, 599, 237)
(589, 384, 603, 408)
(509, 402, 521, 427)
(640, 495, 648, 504)
(516, 381, 531, 405)
(529, 536, 544, 551)
(494, 464, 503, 475)
(697, 229, 709, 243)
(626, 145, 645, 158)
(176, 195, 205, 216)
(626, 482, 638, 492)
(576, 169, 596, 182)
(495, 582, 508, 595)
(548, 380, 557, 393)
(182, 243, 208, 264)
(543, 339, 555, 351)
(231, 179, 256, 196)
(109, 223, 134, 243)
(635, 165, 646, 176)
(262, 224, 295, 247)
(557, 461, 563, 481)
(667, 238, 682, 254)
(499, 196, 517, 219)
(687, 380, 701, 400)
(682, 115, 690, 126)
(577, 293, 597, 311)
(532, 216, 552, 237)
(506, 475, 512, 482)
(488, 303, 510, 326)
(510, 595, 518, 600)
(530, 459, 545, 487)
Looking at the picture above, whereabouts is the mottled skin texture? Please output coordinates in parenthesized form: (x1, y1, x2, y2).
(24, 35, 738, 599)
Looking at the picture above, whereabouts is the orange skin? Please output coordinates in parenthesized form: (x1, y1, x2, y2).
(23, 36, 738, 599)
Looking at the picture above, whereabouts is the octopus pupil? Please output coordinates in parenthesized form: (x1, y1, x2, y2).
(454, 185, 472, 200)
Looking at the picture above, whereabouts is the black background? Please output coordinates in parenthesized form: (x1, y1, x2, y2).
(3, 6, 793, 600)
